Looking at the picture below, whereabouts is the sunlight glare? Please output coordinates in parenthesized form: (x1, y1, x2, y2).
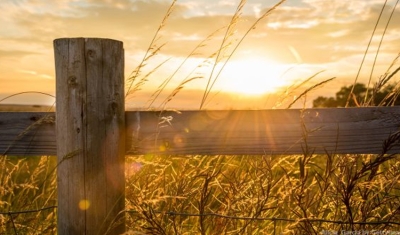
(220, 58, 288, 96)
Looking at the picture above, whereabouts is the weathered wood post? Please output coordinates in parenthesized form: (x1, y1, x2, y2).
(54, 38, 125, 234)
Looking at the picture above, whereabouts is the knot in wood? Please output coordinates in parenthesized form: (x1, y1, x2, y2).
(111, 102, 118, 115)
(87, 49, 96, 58)
(68, 76, 77, 86)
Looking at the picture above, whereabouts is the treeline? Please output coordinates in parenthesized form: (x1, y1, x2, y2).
(313, 83, 400, 107)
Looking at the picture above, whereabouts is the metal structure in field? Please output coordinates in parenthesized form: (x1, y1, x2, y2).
(1, 38, 400, 234)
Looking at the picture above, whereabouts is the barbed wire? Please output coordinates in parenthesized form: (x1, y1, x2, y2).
(1, 206, 399, 234)
(3, 206, 399, 226)
(0, 205, 57, 215)
(125, 210, 400, 226)
(2, 206, 399, 226)
(1, 206, 57, 235)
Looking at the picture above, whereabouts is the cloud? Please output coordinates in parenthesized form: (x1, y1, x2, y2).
(0, 0, 399, 107)
(0, 49, 39, 59)
(3, 0, 397, 62)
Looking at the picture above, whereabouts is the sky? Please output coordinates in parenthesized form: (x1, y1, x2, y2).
(0, 0, 399, 109)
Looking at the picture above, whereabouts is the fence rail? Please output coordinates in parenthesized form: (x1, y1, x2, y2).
(2, 107, 400, 156)
(2, 37, 400, 234)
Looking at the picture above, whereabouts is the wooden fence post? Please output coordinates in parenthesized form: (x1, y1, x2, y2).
(54, 38, 125, 234)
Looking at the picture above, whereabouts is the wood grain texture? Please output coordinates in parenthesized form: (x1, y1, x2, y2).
(2, 107, 400, 156)
(126, 107, 400, 155)
(54, 38, 125, 235)
(0, 112, 56, 155)
(54, 37, 86, 235)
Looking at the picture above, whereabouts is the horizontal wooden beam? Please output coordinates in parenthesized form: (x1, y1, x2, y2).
(1, 107, 400, 156)
(0, 112, 57, 156)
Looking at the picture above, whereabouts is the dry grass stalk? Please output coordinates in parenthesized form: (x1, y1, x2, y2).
(125, 0, 177, 97)
(4, 1, 400, 234)
(200, 0, 287, 109)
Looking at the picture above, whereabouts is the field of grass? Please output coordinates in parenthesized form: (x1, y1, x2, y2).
(124, 154, 400, 234)
(2, 0, 400, 234)
(1, 153, 400, 234)
(0, 156, 57, 234)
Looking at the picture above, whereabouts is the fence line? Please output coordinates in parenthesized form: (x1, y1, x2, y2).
(0, 206, 57, 215)
(126, 210, 400, 226)
(1, 206, 57, 235)
(3, 108, 400, 156)
(2, 37, 400, 234)
(2, 207, 399, 227)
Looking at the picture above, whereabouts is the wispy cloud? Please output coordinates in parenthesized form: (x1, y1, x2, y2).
(0, 0, 399, 107)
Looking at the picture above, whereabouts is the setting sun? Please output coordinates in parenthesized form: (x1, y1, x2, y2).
(219, 58, 288, 96)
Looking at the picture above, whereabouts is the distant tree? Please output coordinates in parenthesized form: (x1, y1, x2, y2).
(313, 96, 338, 108)
(313, 83, 400, 107)
(373, 84, 400, 106)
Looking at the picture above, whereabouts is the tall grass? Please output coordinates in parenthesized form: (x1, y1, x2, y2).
(2, 0, 400, 234)
(348, 0, 400, 107)
(124, 154, 400, 234)
(0, 156, 57, 234)
(121, 0, 400, 233)
(125, 0, 287, 110)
